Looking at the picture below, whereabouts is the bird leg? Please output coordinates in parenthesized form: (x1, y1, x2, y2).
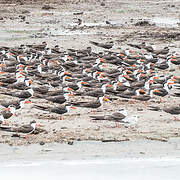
(3, 120, 8, 125)
(60, 115, 64, 120)
(14, 113, 18, 117)
(143, 101, 147, 107)
(25, 135, 29, 141)
(174, 116, 179, 121)
(159, 98, 163, 103)
(129, 100, 135, 104)
(92, 110, 96, 114)
(115, 122, 121, 128)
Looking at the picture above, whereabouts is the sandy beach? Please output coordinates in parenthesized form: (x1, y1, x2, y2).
(0, 0, 179, 145)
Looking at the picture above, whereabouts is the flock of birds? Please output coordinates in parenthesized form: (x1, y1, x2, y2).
(0, 40, 180, 139)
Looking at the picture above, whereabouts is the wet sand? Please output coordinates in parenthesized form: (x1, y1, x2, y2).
(1, 139, 180, 179)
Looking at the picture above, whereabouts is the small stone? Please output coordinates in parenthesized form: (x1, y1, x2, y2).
(100, 2, 105, 6)
(140, 152, 145, 154)
(137, 108, 143, 111)
(40, 141, 45, 146)
(42, 5, 55, 10)
(68, 141, 74, 145)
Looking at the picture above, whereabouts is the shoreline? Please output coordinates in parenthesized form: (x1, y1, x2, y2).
(1, 138, 180, 161)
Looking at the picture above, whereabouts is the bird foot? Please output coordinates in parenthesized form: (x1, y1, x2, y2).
(25, 135, 29, 140)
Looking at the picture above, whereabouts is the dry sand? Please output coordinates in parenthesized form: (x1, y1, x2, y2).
(0, 0, 180, 146)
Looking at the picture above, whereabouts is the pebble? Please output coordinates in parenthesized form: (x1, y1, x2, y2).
(39, 141, 45, 145)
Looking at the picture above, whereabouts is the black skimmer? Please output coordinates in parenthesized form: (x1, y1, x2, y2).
(0, 88, 34, 98)
(89, 41, 114, 49)
(0, 120, 40, 140)
(34, 104, 76, 120)
(90, 109, 127, 128)
(148, 105, 180, 121)
(72, 96, 110, 114)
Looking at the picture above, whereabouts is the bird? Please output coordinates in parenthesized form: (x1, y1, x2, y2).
(72, 96, 110, 114)
(0, 120, 39, 140)
(89, 41, 114, 49)
(90, 109, 128, 128)
(148, 105, 180, 121)
(33, 104, 76, 120)
(0, 88, 34, 99)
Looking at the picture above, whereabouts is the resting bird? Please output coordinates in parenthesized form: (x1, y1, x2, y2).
(89, 41, 114, 49)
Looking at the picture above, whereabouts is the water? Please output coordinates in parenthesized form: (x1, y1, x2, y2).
(1, 158, 180, 180)
(151, 17, 180, 28)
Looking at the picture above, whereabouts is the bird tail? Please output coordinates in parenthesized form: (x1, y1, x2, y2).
(89, 115, 105, 120)
(89, 41, 99, 46)
(147, 106, 161, 111)
(0, 126, 11, 131)
(33, 105, 48, 111)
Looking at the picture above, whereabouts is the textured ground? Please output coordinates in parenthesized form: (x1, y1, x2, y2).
(0, 0, 180, 145)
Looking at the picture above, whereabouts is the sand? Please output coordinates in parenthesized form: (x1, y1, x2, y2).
(0, 0, 180, 146)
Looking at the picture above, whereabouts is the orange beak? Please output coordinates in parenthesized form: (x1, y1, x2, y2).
(106, 84, 112, 87)
(0, 64, 6, 68)
(29, 80, 33, 85)
(0, 71, 5, 74)
(67, 87, 73, 91)
(81, 81, 88, 85)
(71, 106, 76, 109)
(96, 72, 101, 75)
(68, 93, 73, 97)
(154, 89, 160, 93)
(119, 54, 124, 57)
(9, 52, 14, 56)
(103, 97, 110, 102)
(65, 76, 71, 80)
(140, 59, 145, 62)
(5, 107, 10, 112)
(25, 100, 31, 104)
(126, 70, 133, 74)
(100, 58, 105, 62)
(139, 89, 145, 93)
(36, 123, 41, 127)
(64, 71, 70, 75)
(117, 82, 123, 86)
(171, 78, 176, 82)
(67, 55, 72, 60)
